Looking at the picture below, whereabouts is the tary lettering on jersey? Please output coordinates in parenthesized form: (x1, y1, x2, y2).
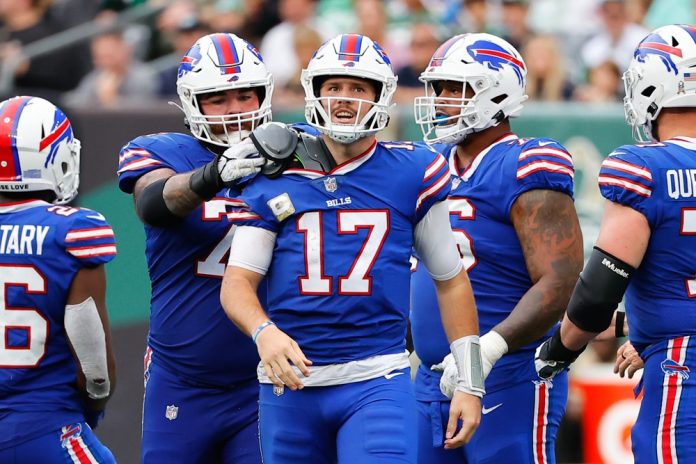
(666, 169, 696, 199)
(0, 224, 49, 255)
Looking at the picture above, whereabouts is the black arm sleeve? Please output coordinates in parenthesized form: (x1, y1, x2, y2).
(135, 178, 184, 227)
(566, 247, 635, 333)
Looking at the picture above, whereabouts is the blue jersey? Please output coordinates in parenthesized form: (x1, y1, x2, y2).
(411, 133, 575, 394)
(598, 137, 696, 352)
(236, 140, 451, 365)
(118, 133, 259, 386)
(0, 200, 116, 447)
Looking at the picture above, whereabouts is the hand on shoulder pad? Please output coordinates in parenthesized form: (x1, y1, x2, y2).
(217, 138, 265, 184)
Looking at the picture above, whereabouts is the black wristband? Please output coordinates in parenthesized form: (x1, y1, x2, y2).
(189, 158, 222, 201)
(136, 178, 183, 227)
(547, 329, 586, 362)
(615, 311, 626, 338)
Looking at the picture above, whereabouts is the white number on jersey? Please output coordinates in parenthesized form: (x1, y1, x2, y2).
(298, 210, 389, 295)
(448, 197, 477, 271)
(0, 265, 48, 368)
(682, 208, 696, 297)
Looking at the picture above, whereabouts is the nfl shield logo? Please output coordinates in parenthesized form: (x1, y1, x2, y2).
(165, 404, 179, 420)
(273, 385, 285, 396)
(324, 177, 337, 192)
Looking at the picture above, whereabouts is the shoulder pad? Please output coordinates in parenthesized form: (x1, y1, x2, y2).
(250, 122, 336, 178)
(295, 132, 336, 173)
(250, 122, 299, 178)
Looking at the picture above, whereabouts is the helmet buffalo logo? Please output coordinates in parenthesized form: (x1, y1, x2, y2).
(373, 42, 391, 66)
(41, 110, 73, 168)
(178, 44, 203, 78)
(635, 33, 682, 74)
(661, 358, 690, 379)
(466, 40, 525, 86)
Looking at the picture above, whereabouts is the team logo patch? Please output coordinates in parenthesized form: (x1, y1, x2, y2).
(165, 404, 179, 420)
(661, 358, 690, 379)
(60, 423, 82, 448)
(267, 193, 295, 222)
(324, 177, 337, 192)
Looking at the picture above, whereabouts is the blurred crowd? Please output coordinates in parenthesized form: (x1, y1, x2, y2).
(2, 0, 694, 110)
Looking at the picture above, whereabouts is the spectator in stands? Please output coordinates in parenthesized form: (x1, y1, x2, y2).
(394, 22, 440, 104)
(157, 15, 209, 98)
(260, 0, 327, 88)
(573, 60, 623, 103)
(204, 0, 279, 47)
(354, 0, 407, 71)
(0, 0, 91, 101)
(580, 0, 647, 73)
(501, 0, 534, 51)
(523, 34, 574, 102)
(272, 23, 323, 109)
(459, 0, 490, 34)
(64, 29, 157, 108)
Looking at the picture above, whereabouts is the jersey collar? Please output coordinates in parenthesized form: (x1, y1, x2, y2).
(667, 136, 696, 151)
(283, 139, 377, 179)
(0, 199, 49, 214)
(449, 133, 518, 181)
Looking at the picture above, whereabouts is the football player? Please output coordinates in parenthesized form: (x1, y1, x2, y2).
(411, 33, 584, 463)
(0, 96, 117, 463)
(220, 33, 483, 463)
(536, 24, 696, 462)
(117, 33, 271, 463)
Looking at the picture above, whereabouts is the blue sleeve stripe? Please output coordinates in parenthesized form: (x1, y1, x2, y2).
(598, 175, 652, 197)
(117, 147, 163, 174)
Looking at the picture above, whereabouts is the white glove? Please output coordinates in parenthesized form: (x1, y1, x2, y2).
(217, 138, 265, 183)
(432, 331, 508, 399)
(431, 353, 458, 399)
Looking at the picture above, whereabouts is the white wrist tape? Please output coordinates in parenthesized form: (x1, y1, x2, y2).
(450, 335, 485, 397)
(480, 330, 508, 379)
(64, 297, 110, 399)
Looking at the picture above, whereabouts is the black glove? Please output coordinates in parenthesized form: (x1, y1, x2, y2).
(535, 329, 586, 380)
(84, 408, 105, 429)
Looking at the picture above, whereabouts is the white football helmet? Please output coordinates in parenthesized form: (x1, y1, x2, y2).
(301, 34, 397, 144)
(623, 25, 696, 141)
(414, 33, 528, 144)
(0, 96, 80, 204)
(176, 33, 273, 147)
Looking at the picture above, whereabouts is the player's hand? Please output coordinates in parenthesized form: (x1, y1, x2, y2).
(217, 138, 265, 184)
(256, 324, 312, 390)
(444, 391, 481, 449)
(432, 354, 458, 399)
(83, 408, 105, 429)
(535, 330, 585, 380)
(614, 340, 643, 378)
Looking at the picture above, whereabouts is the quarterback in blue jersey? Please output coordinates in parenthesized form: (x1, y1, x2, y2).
(411, 33, 584, 464)
(117, 33, 272, 464)
(220, 34, 484, 464)
(0, 96, 117, 463)
(536, 25, 696, 463)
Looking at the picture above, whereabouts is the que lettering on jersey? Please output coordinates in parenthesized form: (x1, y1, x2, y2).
(666, 169, 696, 199)
(0, 224, 49, 255)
